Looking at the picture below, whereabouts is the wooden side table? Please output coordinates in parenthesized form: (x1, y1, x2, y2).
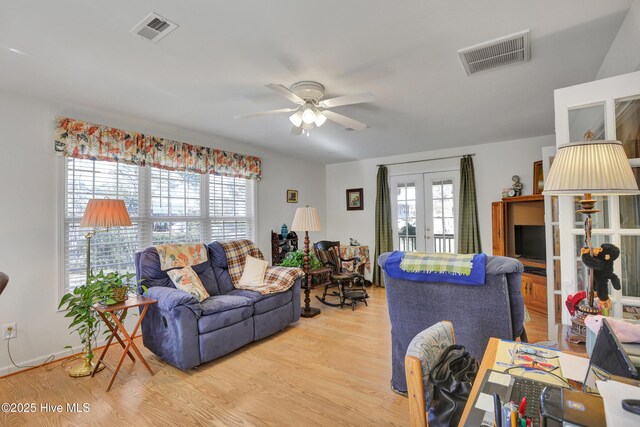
(307, 266, 332, 289)
(92, 295, 157, 391)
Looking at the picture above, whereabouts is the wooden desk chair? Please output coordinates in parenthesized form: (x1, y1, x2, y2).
(405, 321, 455, 427)
(313, 240, 368, 310)
(0, 272, 8, 296)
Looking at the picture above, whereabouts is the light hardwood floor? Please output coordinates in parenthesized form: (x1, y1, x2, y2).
(0, 286, 409, 426)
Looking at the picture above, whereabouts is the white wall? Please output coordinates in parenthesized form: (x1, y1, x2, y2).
(0, 89, 325, 375)
(325, 135, 555, 270)
(596, 0, 640, 80)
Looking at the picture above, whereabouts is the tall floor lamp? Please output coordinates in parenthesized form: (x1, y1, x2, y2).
(291, 205, 322, 318)
(80, 199, 133, 281)
(544, 139, 639, 320)
(67, 198, 133, 378)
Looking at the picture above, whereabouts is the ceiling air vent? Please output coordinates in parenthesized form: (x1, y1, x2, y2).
(130, 13, 178, 43)
(457, 29, 530, 75)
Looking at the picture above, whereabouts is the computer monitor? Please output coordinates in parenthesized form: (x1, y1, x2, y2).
(583, 318, 639, 393)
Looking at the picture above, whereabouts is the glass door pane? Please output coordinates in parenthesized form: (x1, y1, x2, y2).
(397, 182, 418, 251)
(615, 96, 640, 159)
(621, 236, 640, 298)
(568, 103, 605, 142)
(431, 179, 456, 253)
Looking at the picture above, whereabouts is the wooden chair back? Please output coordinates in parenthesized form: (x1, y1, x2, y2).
(404, 321, 456, 427)
(314, 241, 342, 274)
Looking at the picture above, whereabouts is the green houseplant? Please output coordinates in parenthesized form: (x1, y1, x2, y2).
(279, 250, 322, 270)
(58, 270, 136, 377)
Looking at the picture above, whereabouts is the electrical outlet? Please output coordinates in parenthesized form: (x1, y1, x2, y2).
(3, 323, 17, 340)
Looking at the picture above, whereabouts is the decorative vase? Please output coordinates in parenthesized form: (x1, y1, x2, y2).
(281, 223, 288, 239)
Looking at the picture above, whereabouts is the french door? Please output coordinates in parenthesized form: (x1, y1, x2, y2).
(390, 171, 459, 253)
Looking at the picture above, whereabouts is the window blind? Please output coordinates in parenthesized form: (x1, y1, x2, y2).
(63, 158, 256, 293)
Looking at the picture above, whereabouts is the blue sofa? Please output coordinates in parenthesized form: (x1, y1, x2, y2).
(135, 241, 302, 370)
(378, 253, 525, 394)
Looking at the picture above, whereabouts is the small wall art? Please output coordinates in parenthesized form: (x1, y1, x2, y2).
(533, 160, 544, 194)
(286, 189, 298, 203)
(346, 188, 363, 211)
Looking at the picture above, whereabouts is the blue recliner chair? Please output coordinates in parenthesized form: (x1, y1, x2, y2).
(135, 242, 302, 370)
(378, 253, 525, 394)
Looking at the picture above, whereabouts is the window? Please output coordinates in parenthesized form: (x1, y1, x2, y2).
(62, 158, 256, 293)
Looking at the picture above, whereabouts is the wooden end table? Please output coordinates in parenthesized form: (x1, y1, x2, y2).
(91, 295, 157, 391)
(307, 266, 332, 289)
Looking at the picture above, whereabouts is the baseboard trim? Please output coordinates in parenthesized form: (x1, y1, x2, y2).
(0, 335, 143, 378)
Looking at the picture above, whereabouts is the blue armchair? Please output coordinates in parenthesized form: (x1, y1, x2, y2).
(378, 253, 525, 394)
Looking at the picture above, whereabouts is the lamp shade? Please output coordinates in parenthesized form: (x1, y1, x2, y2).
(543, 140, 640, 196)
(291, 206, 322, 232)
(80, 199, 132, 228)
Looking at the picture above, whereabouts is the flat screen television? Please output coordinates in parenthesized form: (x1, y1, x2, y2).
(514, 225, 546, 261)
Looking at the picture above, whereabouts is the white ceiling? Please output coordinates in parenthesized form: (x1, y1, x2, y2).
(0, 1, 633, 163)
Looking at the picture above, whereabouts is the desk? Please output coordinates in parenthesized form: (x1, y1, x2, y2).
(459, 338, 589, 426)
(460, 338, 500, 425)
(92, 295, 157, 391)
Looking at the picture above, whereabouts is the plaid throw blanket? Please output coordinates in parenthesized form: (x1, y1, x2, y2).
(218, 240, 304, 294)
(155, 243, 208, 271)
(400, 252, 474, 275)
(385, 251, 486, 286)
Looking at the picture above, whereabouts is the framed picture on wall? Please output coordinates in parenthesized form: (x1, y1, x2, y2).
(287, 189, 298, 203)
(346, 188, 363, 211)
(533, 161, 544, 194)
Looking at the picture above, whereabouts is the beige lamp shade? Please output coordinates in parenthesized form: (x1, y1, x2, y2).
(291, 206, 322, 232)
(80, 199, 132, 228)
(543, 140, 640, 196)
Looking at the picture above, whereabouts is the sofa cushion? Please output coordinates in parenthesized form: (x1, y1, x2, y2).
(167, 266, 210, 302)
(200, 294, 253, 316)
(136, 247, 220, 296)
(198, 305, 254, 334)
(207, 242, 235, 294)
(239, 255, 268, 287)
(228, 289, 293, 315)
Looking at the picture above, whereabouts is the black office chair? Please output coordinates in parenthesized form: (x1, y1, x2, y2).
(0, 272, 8, 296)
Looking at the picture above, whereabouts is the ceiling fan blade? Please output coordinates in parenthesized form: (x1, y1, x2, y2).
(266, 84, 305, 105)
(322, 110, 369, 131)
(319, 93, 376, 108)
(234, 108, 298, 119)
(290, 125, 303, 136)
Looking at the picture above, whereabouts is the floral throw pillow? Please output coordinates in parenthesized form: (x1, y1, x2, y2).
(167, 266, 210, 302)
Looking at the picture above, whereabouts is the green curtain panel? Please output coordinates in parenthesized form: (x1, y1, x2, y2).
(458, 156, 482, 254)
(373, 166, 393, 287)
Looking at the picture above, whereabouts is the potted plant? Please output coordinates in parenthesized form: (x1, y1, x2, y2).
(279, 249, 322, 270)
(58, 270, 136, 377)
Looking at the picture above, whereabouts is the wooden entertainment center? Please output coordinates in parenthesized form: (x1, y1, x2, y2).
(492, 194, 547, 315)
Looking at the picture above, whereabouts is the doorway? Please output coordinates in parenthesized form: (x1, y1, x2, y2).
(390, 171, 459, 253)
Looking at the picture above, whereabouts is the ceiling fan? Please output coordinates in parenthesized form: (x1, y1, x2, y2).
(235, 81, 375, 136)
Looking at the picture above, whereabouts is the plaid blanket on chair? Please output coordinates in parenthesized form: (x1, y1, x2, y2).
(218, 240, 304, 294)
(400, 252, 474, 275)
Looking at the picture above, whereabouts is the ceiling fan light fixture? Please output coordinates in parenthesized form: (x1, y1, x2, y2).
(314, 112, 327, 127)
(302, 122, 315, 130)
(289, 111, 303, 127)
(301, 106, 316, 124)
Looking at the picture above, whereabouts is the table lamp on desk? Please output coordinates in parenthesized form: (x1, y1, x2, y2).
(543, 136, 639, 341)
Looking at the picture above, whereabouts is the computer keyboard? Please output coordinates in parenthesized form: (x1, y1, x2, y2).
(510, 377, 559, 427)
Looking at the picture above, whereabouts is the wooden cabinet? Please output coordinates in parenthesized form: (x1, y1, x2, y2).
(271, 231, 298, 265)
(492, 202, 506, 256)
(522, 272, 547, 315)
(492, 195, 548, 316)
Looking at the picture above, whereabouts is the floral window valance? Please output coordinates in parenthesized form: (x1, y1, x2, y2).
(54, 117, 262, 180)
